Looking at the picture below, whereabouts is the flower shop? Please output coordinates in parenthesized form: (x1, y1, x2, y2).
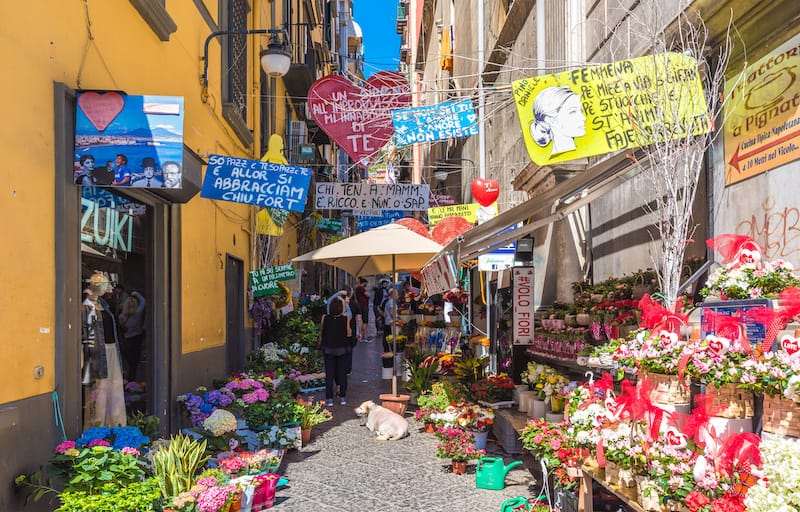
(15, 294, 335, 512)
(450, 234, 800, 512)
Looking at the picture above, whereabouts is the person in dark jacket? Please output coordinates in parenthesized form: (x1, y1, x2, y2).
(318, 296, 351, 406)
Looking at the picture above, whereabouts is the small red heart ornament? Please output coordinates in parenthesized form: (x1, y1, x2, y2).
(78, 92, 125, 132)
(665, 427, 687, 448)
(781, 335, 800, 356)
(604, 397, 622, 420)
(471, 178, 499, 207)
(308, 72, 410, 168)
(707, 335, 730, 355)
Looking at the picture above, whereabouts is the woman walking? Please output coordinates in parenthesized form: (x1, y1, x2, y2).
(318, 296, 351, 406)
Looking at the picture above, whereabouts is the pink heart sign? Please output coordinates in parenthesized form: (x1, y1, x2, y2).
(781, 335, 800, 356)
(77, 92, 124, 132)
(308, 72, 410, 168)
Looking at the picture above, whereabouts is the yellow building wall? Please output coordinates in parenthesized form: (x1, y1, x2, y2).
(0, 0, 282, 399)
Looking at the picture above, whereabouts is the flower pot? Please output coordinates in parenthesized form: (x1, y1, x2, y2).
(252, 473, 279, 510)
(529, 399, 546, 419)
(301, 428, 311, 446)
(379, 393, 410, 415)
(451, 460, 467, 475)
(512, 384, 527, 405)
(545, 411, 563, 423)
(576, 313, 591, 326)
(517, 390, 536, 412)
(472, 429, 488, 450)
(635, 475, 662, 511)
(424, 421, 436, 434)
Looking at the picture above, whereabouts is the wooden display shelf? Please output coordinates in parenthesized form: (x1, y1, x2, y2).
(578, 463, 644, 512)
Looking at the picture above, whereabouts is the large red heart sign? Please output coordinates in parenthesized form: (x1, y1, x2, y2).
(308, 72, 410, 168)
(781, 335, 800, 356)
(471, 178, 499, 207)
(78, 92, 124, 132)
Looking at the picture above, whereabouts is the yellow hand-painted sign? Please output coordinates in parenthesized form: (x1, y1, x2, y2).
(723, 32, 800, 185)
(426, 202, 499, 227)
(512, 52, 710, 166)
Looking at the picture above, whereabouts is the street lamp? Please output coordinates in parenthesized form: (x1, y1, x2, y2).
(201, 28, 291, 88)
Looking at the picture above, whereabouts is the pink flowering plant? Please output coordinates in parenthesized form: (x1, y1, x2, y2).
(684, 335, 753, 389)
(217, 449, 281, 477)
(624, 329, 688, 375)
(168, 474, 239, 512)
(434, 426, 485, 462)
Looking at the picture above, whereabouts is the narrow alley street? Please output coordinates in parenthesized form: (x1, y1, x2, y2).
(276, 339, 537, 511)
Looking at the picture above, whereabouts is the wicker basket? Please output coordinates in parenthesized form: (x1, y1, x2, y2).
(705, 383, 754, 418)
(605, 461, 636, 488)
(762, 395, 800, 437)
(642, 372, 691, 404)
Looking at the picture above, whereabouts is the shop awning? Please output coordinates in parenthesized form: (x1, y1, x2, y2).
(431, 151, 639, 267)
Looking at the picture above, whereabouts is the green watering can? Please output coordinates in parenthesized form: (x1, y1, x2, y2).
(475, 457, 523, 490)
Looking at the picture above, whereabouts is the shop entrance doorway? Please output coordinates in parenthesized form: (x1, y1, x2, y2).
(226, 255, 245, 374)
(80, 186, 152, 426)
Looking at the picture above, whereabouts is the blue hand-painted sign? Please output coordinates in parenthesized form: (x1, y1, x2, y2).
(200, 154, 311, 212)
(357, 210, 404, 231)
(392, 99, 479, 146)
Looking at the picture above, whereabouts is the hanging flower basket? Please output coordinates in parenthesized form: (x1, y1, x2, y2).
(705, 382, 754, 419)
(641, 372, 690, 405)
(762, 394, 800, 437)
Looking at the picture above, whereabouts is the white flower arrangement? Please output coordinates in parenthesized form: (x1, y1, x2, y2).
(258, 425, 300, 450)
(259, 343, 282, 362)
(784, 374, 800, 403)
(203, 409, 238, 436)
(744, 435, 800, 512)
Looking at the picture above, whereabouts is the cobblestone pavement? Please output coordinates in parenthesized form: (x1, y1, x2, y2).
(275, 339, 541, 511)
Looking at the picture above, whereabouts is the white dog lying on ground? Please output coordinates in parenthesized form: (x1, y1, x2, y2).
(354, 400, 409, 441)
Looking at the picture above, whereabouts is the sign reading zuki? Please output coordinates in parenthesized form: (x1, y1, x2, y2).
(200, 155, 311, 212)
(513, 267, 535, 345)
(315, 183, 430, 212)
(392, 99, 478, 146)
(249, 263, 296, 297)
(512, 52, 710, 166)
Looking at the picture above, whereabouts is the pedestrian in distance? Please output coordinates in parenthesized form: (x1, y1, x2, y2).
(355, 277, 371, 342)
(317, 296, 351, 407)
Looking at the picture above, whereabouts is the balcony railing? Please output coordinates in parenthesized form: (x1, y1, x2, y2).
(396, 2, 407, 34)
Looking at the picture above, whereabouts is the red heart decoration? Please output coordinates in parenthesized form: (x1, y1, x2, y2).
(308, 72, 410, 168)
(665, 427, 687, 448)
(78, 92, 125, 132)
(707, 335, 730, 355)
(471, 178, 500, 207)
(604, 397, 622, 420)
(431, 216, 473, 246)
(781, 335, 800, 356)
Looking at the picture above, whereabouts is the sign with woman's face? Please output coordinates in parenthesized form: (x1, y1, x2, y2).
(512, 52, 710, 165)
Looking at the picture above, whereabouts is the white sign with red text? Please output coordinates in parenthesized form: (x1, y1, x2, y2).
(513, 267, 535, 345)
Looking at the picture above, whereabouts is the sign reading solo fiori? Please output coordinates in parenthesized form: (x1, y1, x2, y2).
(201, 154, 311, 212)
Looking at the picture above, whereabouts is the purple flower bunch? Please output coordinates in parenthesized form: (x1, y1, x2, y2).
(177, 387, 236, 426)
(248, 296, 273, 337)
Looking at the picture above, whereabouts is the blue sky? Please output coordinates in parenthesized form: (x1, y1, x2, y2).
(353, 1, 401, 77)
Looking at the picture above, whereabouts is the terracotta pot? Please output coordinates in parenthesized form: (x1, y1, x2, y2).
(301, 428, 311, 445)
(379, 393, 410, 415)
(424, 421, 436, 434)
(451, 460, 467, 475)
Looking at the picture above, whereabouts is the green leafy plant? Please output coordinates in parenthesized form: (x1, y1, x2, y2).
(127, 411, 161, 441)
(55, 478, 160, 512)
(62, 446, 146, 495)
(404, 357, 440, 396)
(453, 355, 487, 386)
(417, 381, 455, 413)
(297, 398, 333, 430)
(152, 434, 209, 501)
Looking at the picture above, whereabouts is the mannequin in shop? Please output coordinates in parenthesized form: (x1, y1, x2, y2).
(81, 273, 127, 428)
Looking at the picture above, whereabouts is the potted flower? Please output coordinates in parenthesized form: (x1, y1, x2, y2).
(434, 426, 485, 474)
(297, 397, 333, 445)
(198, 409, 242, 455)
(470, 373, 516, 403)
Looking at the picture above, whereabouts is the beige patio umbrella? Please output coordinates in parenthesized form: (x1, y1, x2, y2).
(293, 222, 443, 397)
